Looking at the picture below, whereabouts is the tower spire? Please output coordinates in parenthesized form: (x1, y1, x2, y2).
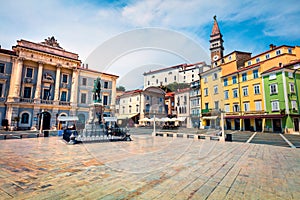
(209, 15, 224, 66)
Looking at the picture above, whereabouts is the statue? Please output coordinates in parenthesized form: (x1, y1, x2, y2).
(93, 77, 101, 103)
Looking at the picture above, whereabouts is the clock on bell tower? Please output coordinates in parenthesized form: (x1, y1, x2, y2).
(210, 15, 224, 66)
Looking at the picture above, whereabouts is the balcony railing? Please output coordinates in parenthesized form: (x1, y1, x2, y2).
(41, 99, 53, 104)
(20, 98, 34, 103)
(59, 101, 70, 106)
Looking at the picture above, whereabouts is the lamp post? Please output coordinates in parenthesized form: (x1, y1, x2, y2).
(220, 112, 225, 142)
(152, 112, 156, 136)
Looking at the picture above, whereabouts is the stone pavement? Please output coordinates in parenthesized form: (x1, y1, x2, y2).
(0, 135, 299, 199)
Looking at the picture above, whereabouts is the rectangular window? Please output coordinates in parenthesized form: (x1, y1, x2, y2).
(0, 83, 3, 97)
(253, 69, 259, 79)
(232, 76, 237, 84)
(62, 74, 68, 83)
(290, 83, 295, 93)
(204, 88, 208, 96)
(174, 76, 176, 81)
(292, 100, 297, 110)
(224, 90, 229, 100)
(247, 61, 252, 66)
(265, 54, 270, 59)
(243, 86, 248, 96)
(242, 73, 247, 81)
(104, 81, 109, 89)
(0, 63, 4, 73)
(233, 104, 240, 112)
(233, 89, 238, 98)
(61, 91, 67, 101)
(256, 58, 260, 63)
(271, 100, 280, 111)
(276, 50, 281, 55)
(214, 101, 219, 109)
(81, 93, 86, 104)
(156, 79, 158, 84)
(288, 72, 293, 78)
(205, 103, 209, 110)
(254, 84, 260, 94)
(204, 77, 208, 83)
(165, 77, 167, 82)
(213, 73, 218, 80)
(82, 78, 87, 86)
(214, 85, 218, 94)
(129, 106, 132, 113)
(255, 101, 262, 111)
(224, 104, 230, 112)
(24, 87, 31, 98)
(270, 84, 278, 94)
(244, 102, 250, 111)
(224, 78, 228, 86)
(269, 73, 276, 80)
(103, 95, 108, 105)
(136, 105, 139, 113)
(288, 48, 292, 54)
(26, 67, 33, 78)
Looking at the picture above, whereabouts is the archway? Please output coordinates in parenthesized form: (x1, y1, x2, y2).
(42, 111, 51, 130)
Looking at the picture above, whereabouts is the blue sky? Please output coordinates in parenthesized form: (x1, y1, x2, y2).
(0, 0, 299, 89)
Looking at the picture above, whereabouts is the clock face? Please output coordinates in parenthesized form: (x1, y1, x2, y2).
(213, 55, 219, 61)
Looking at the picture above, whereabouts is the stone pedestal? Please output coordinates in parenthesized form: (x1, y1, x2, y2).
(84, 103, 104, 134)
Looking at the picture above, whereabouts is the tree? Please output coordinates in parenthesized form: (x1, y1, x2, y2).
(117, 85, 126, 91)
(161, 82, 190, 92)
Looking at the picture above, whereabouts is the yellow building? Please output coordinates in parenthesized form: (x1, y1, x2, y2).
(222, 45, 300, 131)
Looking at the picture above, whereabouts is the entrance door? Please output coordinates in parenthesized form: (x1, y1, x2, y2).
(294, 118, 299, 132)
(226, 119, 232, 130)
(42, 112, 51, 130)
(234, 119, 240, 130)
(244, 119, 251, 131)
(255, 119, 263, 132)
(273, 119, 282, 133)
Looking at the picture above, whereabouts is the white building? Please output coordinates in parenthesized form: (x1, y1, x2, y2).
(143, 62, 210, 88)
(115, 87, 165, 126)
(174, 88, 190, 128)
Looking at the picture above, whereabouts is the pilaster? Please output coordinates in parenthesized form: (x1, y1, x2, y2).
(70, 69, 79, 112)
(34, 61, 44, 103)
(54, 64, 61, 103)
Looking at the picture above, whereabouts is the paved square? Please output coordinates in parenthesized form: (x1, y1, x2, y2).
(0, 136, 299, 199)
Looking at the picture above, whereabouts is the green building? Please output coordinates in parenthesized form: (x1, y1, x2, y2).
(262, 61, 300, 133)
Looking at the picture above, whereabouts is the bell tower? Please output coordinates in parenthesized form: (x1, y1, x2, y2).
(210, 16, 224, 65)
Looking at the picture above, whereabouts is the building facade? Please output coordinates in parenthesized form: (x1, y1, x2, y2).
(0, 37, 117, 130)
(174, 88, 190, 127)
(115, 87, 165, 126)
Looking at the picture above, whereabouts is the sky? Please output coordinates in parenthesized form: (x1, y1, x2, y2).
(1, 0, 300, 90)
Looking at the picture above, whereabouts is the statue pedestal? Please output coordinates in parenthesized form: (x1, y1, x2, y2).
(83, 103, 104, 136)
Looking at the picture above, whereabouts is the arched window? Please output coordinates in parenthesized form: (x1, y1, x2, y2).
(21, 113, 29, 124)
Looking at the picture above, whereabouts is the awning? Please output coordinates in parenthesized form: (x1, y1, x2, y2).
(57, 116, 79, 121)
(202, 116, 218, 120)
(117, 113, 139, 119)
(104, 117, 117, 122)
(225, 114, 285, 119)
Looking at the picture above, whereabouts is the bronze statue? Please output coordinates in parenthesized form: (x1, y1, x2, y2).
(93, 77, 101, 103)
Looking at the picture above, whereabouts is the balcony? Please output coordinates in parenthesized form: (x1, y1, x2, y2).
(201, 109, 212, 114)
(59, 101, 70, 106)
(20, 98, 34, 103)
(41, 99, 53, 104)
(61, 83, 69, 89)
(23, 77, 33, 83)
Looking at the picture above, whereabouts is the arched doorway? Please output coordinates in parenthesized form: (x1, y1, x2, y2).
(40, 111, 51, 130)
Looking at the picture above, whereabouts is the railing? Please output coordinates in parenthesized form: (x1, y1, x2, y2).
(41, 99, 53, 104)
(59, 101, 70, 106)
(20, 98, 34, 103)
(0, 97, 6, 102)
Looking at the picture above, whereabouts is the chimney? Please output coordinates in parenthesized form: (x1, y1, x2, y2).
(269, 44, 276, 50)
(86, 63, 88, 69)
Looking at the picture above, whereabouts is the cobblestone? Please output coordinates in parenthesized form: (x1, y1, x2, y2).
(0, 135, 299, 199)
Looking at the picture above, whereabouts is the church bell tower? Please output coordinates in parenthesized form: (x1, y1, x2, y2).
(210, 16, 224, 66)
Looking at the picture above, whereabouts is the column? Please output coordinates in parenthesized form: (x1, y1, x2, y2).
(34, 62, 44, 102)
(54, 64, 61, 102)
(110, 77, 117, 114)
(7, 57, 23, 102)
(14, 57, 24, 97)
(70, 69, 79, 115)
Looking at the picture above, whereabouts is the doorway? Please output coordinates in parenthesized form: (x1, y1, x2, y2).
(234, 119, 240, 130)
(244, 119, 251, 131)
(272, 119, 282, 133)
(40, 111, 51, 130)
(255, 119, 262, 132)
(226, 119, 232, 130)
(294, 118, 299, 132)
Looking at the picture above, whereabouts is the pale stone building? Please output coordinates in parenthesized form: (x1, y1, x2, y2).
(174, 88, 190, 127)
(115, 87, 165, 126)
(0, 37, 117, 130)
(190, 80, 201, 128)
(143, 62, 210, 89)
